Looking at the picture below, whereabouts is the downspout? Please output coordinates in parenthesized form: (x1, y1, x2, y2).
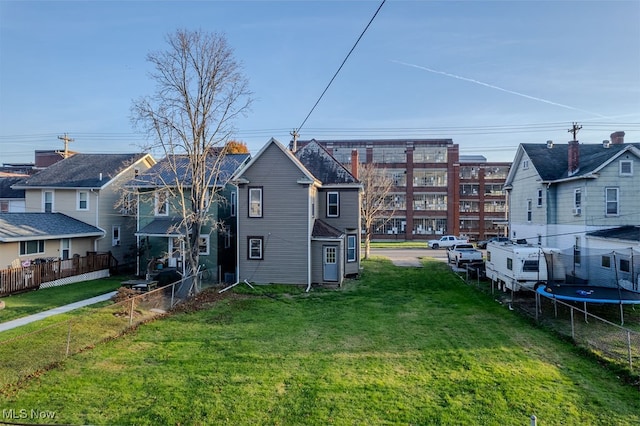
(306, 189, 312, 292)
(91, 189, 106, 252)
(135, 191, 140, 276)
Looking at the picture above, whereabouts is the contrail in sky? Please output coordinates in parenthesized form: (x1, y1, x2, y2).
(392, 60, 607, 118)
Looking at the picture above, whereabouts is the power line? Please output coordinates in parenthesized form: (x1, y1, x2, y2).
(295, 0, 386, 134)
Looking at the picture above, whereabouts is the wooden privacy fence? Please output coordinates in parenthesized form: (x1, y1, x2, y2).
(0, 253, 117, 296)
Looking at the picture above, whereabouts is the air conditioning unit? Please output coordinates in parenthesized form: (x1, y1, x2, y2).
(572, 207, 581, 216)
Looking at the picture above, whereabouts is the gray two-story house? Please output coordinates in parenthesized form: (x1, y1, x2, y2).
(504, 131, 640, 255)
(233, 138, 362, 287)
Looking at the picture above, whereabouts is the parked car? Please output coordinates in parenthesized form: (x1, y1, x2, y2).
(447, 244, 483, 267)
(476, 236, 509, 249)
(427, 235, 468, 249)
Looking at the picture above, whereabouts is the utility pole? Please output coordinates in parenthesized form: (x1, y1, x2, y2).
(568, 122, 582, 141)
(290, 129, 299, 152)
(57, 133, 75, 158)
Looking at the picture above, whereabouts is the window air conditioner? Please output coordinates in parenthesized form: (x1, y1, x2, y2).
(572, 207, 581, 216)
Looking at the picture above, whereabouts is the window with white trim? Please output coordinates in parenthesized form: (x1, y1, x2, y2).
(43, 190, 54, 213)
(619, 160, 633, 176)
(605, 187, 619, 216)
(522, 160, 529, 170)
(526, 199, 532, 222)
(347, 235, 357, 262)
(112, 226, 121, 247)
(20, 240, 45, 256)
(249, 187, 262, 218)
(536, 189, 543, 207)
(248, 236, 263, 260)
(77, 190, 89, 211)
(198, 235, 210, 255)
(327, 192, 339, 217)
(155, 191, 169, 216)
(574, 188, 581, 209)
(230, 191, 237, 217)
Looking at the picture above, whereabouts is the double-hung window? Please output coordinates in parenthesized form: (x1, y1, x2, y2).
(249, 187, 262, 218)
(347, 235, 357, 262)
(43, 190, 54, 213)
(605, 187, 619, 216)
(327, 192, 339, 217)
(230, 191, 237, 217)
(248, 236, 263, 260)
(198, 235, 210, 255)
(155, 190, 169, 216)
(526, 199, 532, 222)
(77, 190, 89, 211)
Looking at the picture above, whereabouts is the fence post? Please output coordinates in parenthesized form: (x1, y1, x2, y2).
(66, 320, 72, 357)
(627, 331, 633, 371)
(570, 307, 575, 340)
(129, 298, 134, 326)
(530, 415, 537, 426)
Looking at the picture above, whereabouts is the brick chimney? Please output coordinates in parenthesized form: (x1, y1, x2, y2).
(351, 149, 359, 179)
(610, 131, 625, 145)
(568, 140, 580, 175)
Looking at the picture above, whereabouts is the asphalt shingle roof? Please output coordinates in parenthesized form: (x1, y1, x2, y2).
(130, 154, 250, 188)
(136, 217, 184, 236)
(0, 177, 26, 199)
(522, 143, 640, 181)
(295, 141, 358, 185)
(0, 213, 104, 241)
(16, 153, 148, 188)
(312, 219, 344, 238)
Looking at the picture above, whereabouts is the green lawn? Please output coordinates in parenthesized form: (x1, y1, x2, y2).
(0, 276, 127, 323)
(1, 259, 638, 425)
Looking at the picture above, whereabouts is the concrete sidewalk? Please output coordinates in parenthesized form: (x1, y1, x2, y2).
(0, 291, 117, 333)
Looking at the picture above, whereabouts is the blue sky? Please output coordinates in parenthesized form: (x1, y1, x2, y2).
(1, 0, 639, 164)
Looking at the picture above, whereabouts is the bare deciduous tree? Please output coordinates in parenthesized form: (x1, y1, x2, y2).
(131, 29, 252, 289)
(359, 162, 396, 259)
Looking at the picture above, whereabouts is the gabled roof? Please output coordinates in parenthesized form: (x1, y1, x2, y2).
(0, 177, 26, 199)
(295, 140, 359, 185)
(586, 226, 640, 243)
(505, 142, 640, 186)
(232, 138, 317, 184)
(13, 153, 152, 189)
(233, 138, 359, 188)
(0, 213, 104, 242)
(130, 153, 250, 188)
(524, 143, 640, 181)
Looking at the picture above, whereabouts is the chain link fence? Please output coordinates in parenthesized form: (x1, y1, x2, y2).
(461, 265, 640, 377)
(0, 275, 211, 389)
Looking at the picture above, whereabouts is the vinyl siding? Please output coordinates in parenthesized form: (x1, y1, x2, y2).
(237, 144, 311, 284)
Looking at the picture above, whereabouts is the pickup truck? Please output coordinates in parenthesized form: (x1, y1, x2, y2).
(447, 244, 483, 267)
(427, 235, 468, 249)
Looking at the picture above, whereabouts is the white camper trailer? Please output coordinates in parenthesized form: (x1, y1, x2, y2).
(485, 242, 565, 291)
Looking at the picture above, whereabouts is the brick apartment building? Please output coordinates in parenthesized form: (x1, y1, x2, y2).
(295, 138, 510, 242)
